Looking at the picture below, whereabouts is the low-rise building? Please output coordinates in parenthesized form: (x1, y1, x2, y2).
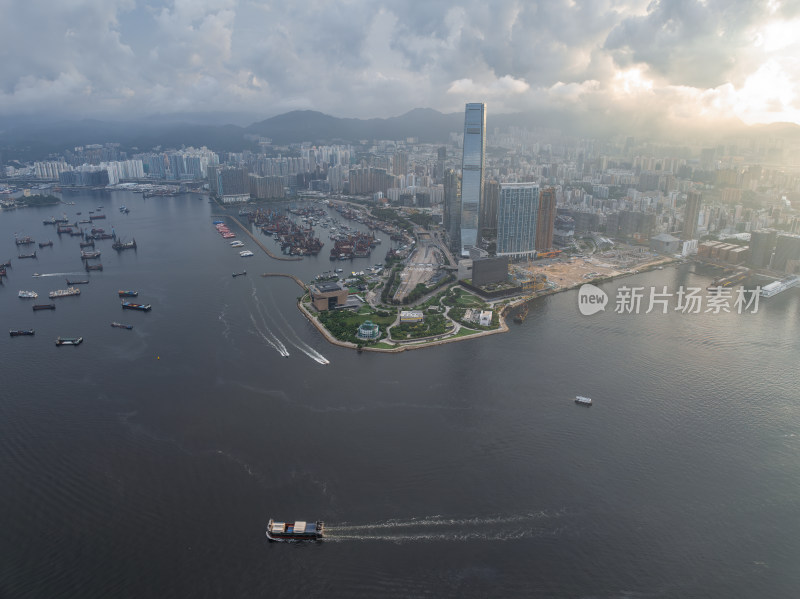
(356, 320, 380, 340)
(400, 310, 424, 323)
(309, 281, 348, 311)
(479, 310, 493, 326)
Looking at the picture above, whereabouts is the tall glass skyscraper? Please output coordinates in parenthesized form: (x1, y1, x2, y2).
(497, 183, 540, 259)
(460, 103, 486, 257)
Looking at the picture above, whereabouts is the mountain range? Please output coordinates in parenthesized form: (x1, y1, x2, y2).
(1, 108, 799, 163)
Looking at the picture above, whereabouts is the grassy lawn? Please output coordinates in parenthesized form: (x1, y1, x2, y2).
(454, 327, 480, 337)
(372, 342, 396, 349)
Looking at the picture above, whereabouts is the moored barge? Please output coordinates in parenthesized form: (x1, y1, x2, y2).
(121, 301, 151, 311)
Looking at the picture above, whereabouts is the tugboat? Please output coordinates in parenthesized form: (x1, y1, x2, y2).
(112, 239, 136, 251)
(232, 271, 247, 277)
(38, 240, 53, 248)
(55, 336, 83, 346)
(9, 329, 35, 336)
(121, 301, 151, 311)
(110, 322, 133, 330)
(266, 519, 325, 542)
(18, 251, 37, 259)
(118, 290, 139, 297)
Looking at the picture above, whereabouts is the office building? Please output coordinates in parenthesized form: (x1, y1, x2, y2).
(496, 183, 539, 259)
(748, 229, 778, 268)
(460, 102, 486, 256)
(481, 180, 499, 236)
(443, 168, 461, 254)
(773, 234, 800, 273)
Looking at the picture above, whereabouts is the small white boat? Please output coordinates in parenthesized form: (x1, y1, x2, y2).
(575, 395, 593, 406)
(239, 250, 254, 257)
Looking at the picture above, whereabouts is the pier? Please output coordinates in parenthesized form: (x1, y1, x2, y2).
(261, 273, 307, 290)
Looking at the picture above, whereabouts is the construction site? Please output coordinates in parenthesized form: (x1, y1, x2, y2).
(511, 248, 676, 292)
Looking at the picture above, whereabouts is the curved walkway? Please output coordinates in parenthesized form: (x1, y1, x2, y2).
(261, 272, 307, 290)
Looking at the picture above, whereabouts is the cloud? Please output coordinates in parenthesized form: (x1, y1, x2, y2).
(0, 0, 798, 130)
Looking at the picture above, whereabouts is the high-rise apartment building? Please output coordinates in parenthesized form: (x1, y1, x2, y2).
(443, 168, 461, 254)
(497, 183, 539, 259)
(436, 146, 446, 182)
(393, 151, 408, 177)
(460, 102, 486, 256)
(682, 190, 702, 240)
(535, 187, 557, 251)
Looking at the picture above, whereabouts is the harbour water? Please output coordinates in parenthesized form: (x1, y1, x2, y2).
(1, 191, 799, 597)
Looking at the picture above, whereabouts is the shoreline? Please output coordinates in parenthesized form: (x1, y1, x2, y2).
(287, 255, 679, 354)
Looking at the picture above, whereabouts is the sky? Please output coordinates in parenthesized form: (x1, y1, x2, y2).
(2, 0, 800, 128)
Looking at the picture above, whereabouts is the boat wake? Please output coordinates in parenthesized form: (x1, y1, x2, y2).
(249, 313, 289, 357)
(250, 282, 289, 358)
(324, 511, 568, 543)
(218, 303, 231, 340)
(31, 272, 85, 277)
(263, 285, 330, 365)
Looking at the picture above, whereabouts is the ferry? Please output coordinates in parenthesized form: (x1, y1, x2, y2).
(110, 322, 133, 330)
(121, 301, 152, 311)
(55, 336, 83, 346)
(575, 395, 593, 406)
(761, 276, 800, 298)
(10, 329, 35, 337)
(49, 287, 81, 299)
(118, 290, 139, 297)
(266, 519, 324, 541)
(33, 304, 56, 311)
(19, 290, 38, 299)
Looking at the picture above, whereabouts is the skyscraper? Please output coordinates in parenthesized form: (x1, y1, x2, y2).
(460, 102, 486, 257)
(535, 187, 557, 251)
(682, 190, 702, 240)
(443, 168, 461, 254)
(748, 229, 778, 268)
(772, 234, 800, 273)
(497, 182, 539, 259)
(481, 180, 499, 237)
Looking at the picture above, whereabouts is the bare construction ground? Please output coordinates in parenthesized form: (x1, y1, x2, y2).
(517, 254, 675, 290)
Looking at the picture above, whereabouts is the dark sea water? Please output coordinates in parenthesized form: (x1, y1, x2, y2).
(1, 191, 799, 598)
